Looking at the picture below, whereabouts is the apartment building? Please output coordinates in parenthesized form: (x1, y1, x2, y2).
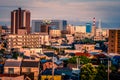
(7, 33, 50, 50)
(108, 29, 120, 54)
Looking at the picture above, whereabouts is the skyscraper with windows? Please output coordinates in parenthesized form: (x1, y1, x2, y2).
(11, 8, 30, 34)
(86, 23, 92, 33)
(108, 29, 120, 54)
(32, 20, 67, 33)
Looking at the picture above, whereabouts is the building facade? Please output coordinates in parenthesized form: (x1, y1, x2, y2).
(75, 26, 86, 33)
(7, 33, 49, 50)
(11, 8, 30, 34)
(49, 29, 61, 38)
(86, 23, 92, 33)
(108, 29, 120, 54)
(32, 20, 67, 33)
(66, 25, 75, 35)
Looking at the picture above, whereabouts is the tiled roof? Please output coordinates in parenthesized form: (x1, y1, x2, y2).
(0, 74, 20, 77)
(4, 61, 21, 67)
(21, 60, 39, 67)
(75, 52, 91, 57)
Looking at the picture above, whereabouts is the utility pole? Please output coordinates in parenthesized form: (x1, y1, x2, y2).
(108, 58, 109, 80)
(52, 54, 54, 80)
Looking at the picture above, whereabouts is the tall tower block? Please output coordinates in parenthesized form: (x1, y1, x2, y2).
(11, 8, 30, 34)
(92, 17, 96, 36)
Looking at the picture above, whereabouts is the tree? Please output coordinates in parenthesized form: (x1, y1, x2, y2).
(79, 56, 91, 65)
(68, 56, 91, 64)
(94, 64, 107, 80)
(12, 52, 19, 59)
(80, 63, 97, 80)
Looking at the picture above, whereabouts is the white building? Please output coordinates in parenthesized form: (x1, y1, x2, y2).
(75, 26, 86, 33)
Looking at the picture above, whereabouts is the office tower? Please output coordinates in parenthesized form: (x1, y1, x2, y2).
(108, 29, 120, 54)
(11, 8, 30, 34)
(92, 17, 96, 36)
(86, 23, 92, 33)
(40, 24, 49, 33)
(32, 20, 67, 33)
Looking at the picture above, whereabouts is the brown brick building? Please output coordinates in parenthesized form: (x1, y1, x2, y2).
(108, 29, 120, 54)
(11, 8, 30, 34)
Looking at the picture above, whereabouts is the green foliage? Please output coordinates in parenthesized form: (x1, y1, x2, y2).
(12, 52, 19, 59)
(94, 64, 107, 80)
(0, 49, 5, 54)
(68, 56, 77, 64)
(68, 56, 91, 64)
(79, 56, 91, 64)
(81, 37, 94, 44)
(80, 63, 97, 80)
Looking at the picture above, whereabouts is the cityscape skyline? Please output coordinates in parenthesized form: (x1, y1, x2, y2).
(0, 0, 120, 28)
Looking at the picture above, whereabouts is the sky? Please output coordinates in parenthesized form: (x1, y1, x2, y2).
(0, 0, 120, 28)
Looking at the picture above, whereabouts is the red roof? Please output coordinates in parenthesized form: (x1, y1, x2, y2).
(94, 54, 107, 58)
(0, 74, 20, 77)
(75, 52, 91, 57)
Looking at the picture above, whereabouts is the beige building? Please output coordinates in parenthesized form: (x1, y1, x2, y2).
(21, 60, 39, 80)
(75, 44, 95, 52)
(92, 26, 96, 36)
(75, 26, 86, 33)
(0, 75, 24, 80)
(66, 24, 75, 34)
(20, 48, 43, 59)
(102, 28, 109, 37)
(7, 33, 50, 50)
(108, 29, 120, 54)
(74, 32, 86, 40)
(94, 36, 106, 41)
(4, 59, 22, 75)
(65, 34, 74, 44)
(49, 29, 61, 37)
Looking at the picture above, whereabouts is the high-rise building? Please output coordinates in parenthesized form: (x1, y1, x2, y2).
(86, 23, 92, 33)
(92, 17, 96, 36)
(11, 8, 30, 34)
(108, 29, 120, 54)
(32, 20, 67, 33)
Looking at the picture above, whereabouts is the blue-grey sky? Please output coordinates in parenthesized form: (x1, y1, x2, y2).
(0, 0, 120, 28)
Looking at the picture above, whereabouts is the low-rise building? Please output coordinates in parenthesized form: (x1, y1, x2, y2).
(4, 59, 22, 75)
(75, 44, 95, 52)
(7, 33, 50, 50)
(49, 29, 61, 38)
(21, 60, 40, 80)
(0, 74, 24, 80)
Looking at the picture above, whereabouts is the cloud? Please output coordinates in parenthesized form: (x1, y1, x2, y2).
(0, 0, 120, 27)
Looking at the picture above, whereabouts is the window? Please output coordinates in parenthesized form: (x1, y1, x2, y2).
(111, 45, 114, 47)
(27, 68, 31, 73)
(8, 68, 14, 74)
(111, 49, 113, 52)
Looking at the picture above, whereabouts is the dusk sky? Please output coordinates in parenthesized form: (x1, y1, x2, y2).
(0, 0, 120, 28)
